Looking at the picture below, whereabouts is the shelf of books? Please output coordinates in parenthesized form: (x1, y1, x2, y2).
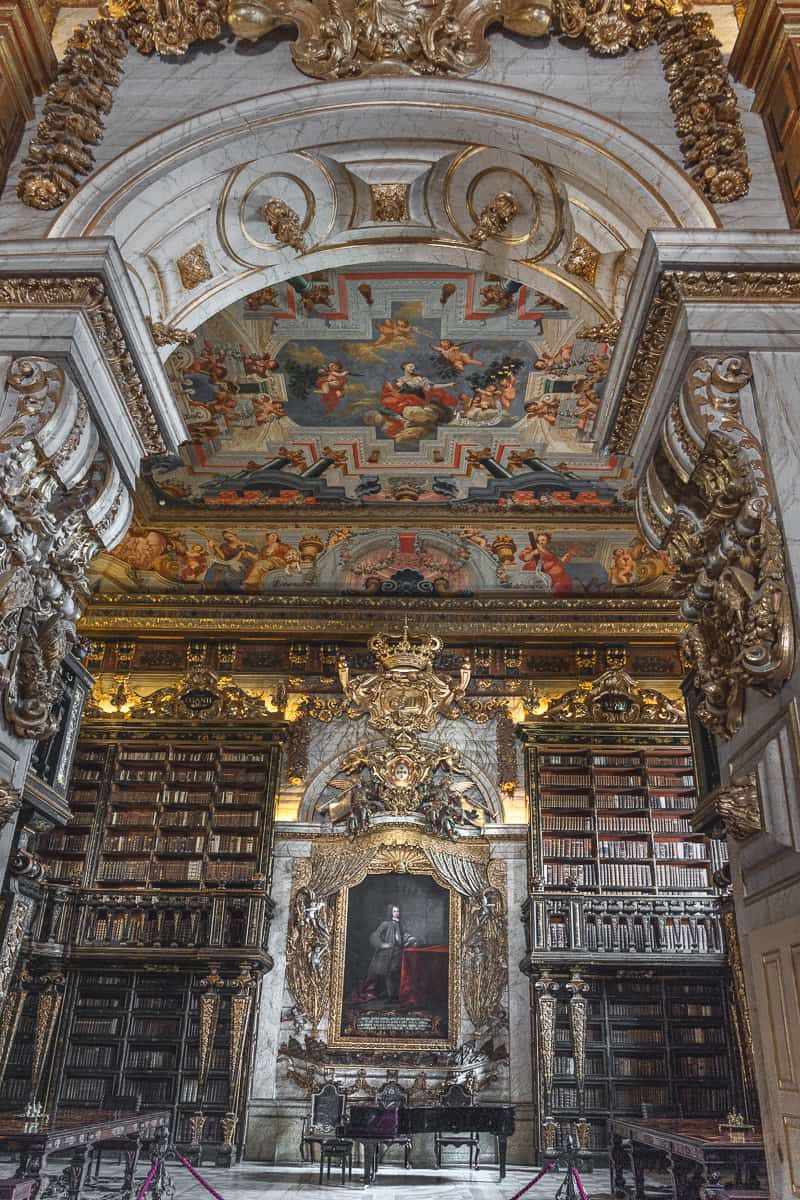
(546, 973, 734, 1154)
(52, 968, 238, 1150)
(531, 742, 714, 894)
(30, 724, 283, 1163)
(37, 739, 276, 892)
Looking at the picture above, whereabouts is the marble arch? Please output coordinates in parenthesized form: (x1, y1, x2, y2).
(47, 79, 718, 335)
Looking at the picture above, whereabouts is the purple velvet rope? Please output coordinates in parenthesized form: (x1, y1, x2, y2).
(507, 1158, 554, 1200)
(573, 1167, 590, 1200)
(135, 1160, 157, 1200)
(173, 1148, 229, 1200)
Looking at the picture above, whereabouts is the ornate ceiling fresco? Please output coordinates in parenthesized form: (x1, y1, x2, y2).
(145, 265, 623, 512)
(91, 264, 677, 599)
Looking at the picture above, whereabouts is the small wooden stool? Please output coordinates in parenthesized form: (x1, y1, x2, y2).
(319, 1139, 353, 1185)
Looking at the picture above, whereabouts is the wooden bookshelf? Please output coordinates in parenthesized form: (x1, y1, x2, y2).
(23, 697, 286, 1167)
(521, 674, 739, 1163)
(532, 745, 714, 894)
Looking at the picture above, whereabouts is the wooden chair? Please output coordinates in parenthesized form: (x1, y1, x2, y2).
(318, 1139, 353, 1185)
(435, 1082, 480, 1169)
(300, 1082, 347, 1163)
(374, 1080, 413, 1169)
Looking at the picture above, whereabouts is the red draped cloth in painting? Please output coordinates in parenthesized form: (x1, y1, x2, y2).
(399, 946, 448, 1007)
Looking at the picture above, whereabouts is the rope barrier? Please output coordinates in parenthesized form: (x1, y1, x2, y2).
(171, 1149, 230, 1200)
(134, 1160, 157, 1200)
(572, 1168, 590, 1200)
(507, 1158, 555, 1200)
(132, 1138, 587, 1200)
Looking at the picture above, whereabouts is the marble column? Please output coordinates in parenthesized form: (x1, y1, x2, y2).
(604, 229, 800, 1200)
(0, 239, 186, 931)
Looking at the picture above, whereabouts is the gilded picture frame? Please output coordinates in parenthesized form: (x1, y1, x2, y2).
(328, 867, 461, 1052)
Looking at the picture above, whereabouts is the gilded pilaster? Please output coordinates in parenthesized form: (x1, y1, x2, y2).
(535, 969, 559, 1115)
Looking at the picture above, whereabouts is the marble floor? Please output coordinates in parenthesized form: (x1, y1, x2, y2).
(155, 1160, 613, 1200)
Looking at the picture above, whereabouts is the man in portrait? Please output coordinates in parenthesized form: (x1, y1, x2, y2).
(351, 903, 417, 1004)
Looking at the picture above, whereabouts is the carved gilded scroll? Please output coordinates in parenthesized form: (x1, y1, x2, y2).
(637, 355, 794, 738)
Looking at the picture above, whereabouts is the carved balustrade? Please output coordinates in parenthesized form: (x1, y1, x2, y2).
(26, 888, 274, 958)
(524, 893, 724, 960)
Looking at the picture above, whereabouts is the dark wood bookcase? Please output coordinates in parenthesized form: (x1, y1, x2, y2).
(3, 693, 285, 1167)
(521, 695, 742, 1161)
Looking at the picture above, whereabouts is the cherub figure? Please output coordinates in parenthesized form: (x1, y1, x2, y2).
(374, 317, 414, 347)
(430, 338, 484, 371)
(315, 361, 350, 413)
(188, 340, 227, 380)
(240, 346, 278, 377)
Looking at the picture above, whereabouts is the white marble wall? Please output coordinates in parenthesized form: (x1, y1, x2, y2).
(0, 9, 785, 243)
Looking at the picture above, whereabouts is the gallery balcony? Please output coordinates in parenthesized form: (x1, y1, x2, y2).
(522, 892, 726, 968)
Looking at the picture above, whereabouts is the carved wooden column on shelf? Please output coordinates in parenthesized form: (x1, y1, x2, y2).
(566, 968, 589, 1112)
(29, 969, 65, 1107)
(0, 958, 31, 1085)
(220, 963, 257, 1165)
(535, 969, 559, 1116)
(189, 964, 224, 1159)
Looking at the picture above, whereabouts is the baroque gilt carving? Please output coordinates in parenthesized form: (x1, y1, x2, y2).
(467, 192, 519, 247)
(611, 271, 800, 456)
(321, 741, 480, 839)
(0, 358, 134, 741)
(462, 885, 506, 1034)
(338, 620, 471, 740)
(0, 786, 22, 832)
(227, 0, 553, 78)
(17, 19, 126, 210)
(147, 318, 194, 347)
(710, 772, 761, 840)
(286, 884, 332, 1038)
(103, 0, 225, 54)
(535, 969, 559, 1112)
(566, 968, 589, 1106)
(637, 355, 793, 738)
(658, 14, 750, 204)
(542, 666, 684, 724)
(262, 198, 307, 253)
(0, 894, 35, 1016)
(0, 277, 165, 453)
(95, 667, 278, 723)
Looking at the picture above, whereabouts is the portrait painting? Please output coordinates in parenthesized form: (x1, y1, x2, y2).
(330, 871, 458, 1050)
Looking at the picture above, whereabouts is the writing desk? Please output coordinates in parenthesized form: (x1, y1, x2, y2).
(609, 1117, 767, 1200)
(0, 1109, 171, 1200)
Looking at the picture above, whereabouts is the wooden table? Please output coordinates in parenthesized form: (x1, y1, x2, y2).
(0, 1109, 171, 1200)
(609, 1118, 767, 1200)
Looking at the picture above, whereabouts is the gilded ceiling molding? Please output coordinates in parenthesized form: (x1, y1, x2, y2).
(610, 270, 800, 455)
(538, 666, 685, 723)
(0, 275, 166, 455)
(636, 355, 794, 738)
(17, 18, 126, 210)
